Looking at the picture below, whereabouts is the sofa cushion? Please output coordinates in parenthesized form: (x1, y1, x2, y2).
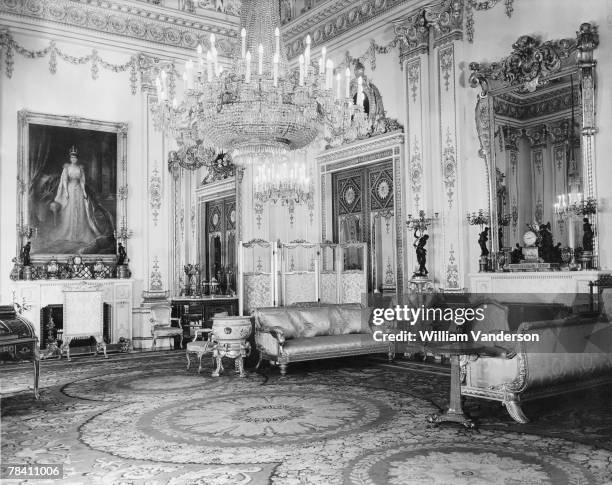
(256, 308, 301, 339)
(337, 306, 371, 335)
(293, 307, 333, 337)
(282, 334, 388, 356)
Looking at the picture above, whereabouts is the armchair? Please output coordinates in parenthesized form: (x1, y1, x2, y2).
(150, 303, 183, 350)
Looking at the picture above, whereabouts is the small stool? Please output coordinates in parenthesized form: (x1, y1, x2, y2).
(186, 328, 214, 373)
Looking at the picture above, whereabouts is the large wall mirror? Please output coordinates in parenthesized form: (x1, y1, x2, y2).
(470, 23, 599, 268)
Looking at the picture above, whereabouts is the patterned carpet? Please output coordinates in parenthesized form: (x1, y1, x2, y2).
(2, 352, 612, 484)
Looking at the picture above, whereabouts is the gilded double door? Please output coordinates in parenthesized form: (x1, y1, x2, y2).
(332, 161, 397, 293)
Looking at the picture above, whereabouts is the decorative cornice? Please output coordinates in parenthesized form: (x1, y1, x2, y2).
(316, 129, 404, 166)
(0, 0, 239, 55)
(283, 0, 418, 59)
(494, 85, 581, 122)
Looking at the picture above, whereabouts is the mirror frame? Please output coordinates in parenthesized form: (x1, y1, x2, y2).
(469, 23, 599, 263)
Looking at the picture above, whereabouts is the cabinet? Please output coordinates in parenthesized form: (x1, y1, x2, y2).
(171, 296, 239, 337)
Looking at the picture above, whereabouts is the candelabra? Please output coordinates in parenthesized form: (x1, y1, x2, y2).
(114, 218, 133, 245)
(407, 210, 438, 236)
(17, 224, 37, 240)
(466, 209, 490, 230)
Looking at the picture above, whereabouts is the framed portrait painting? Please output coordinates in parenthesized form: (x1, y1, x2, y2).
(17, 111, 128, 262)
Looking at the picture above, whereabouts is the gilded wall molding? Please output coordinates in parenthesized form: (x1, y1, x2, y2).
(446, 246, 459, 289)
(149, 166, 162, 226)
(409, 135, 423, 211)
(391, 0, 462, 64)
(0, 0, 239, 54)
(441, 127, 457, 208)
(150, 256, 163, 290)
(0, 30, 190, 97)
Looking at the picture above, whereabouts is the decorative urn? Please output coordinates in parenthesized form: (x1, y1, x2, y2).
(211, 316, 252, 356)
(211, 316, 252, 377)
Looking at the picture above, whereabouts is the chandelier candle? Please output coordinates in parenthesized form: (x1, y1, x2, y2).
(299, 54, 305, 86)
(206, 50, 212, 82)
(326, 59, 334, 90)
(274, 27, 280, 56)
(245, 51, 251, 83)
(345, 67, 351, 98)
(241, 28, 246, 58)
(197, 44, 203, 73)
(305, 35, 311, 71)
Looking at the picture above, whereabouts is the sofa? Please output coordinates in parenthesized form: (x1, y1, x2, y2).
(460, 302, 612, 423)
(253, 303, 394, 375)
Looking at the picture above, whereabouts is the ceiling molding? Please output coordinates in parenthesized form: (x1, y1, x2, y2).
(0, 0, 240, 58)
(282, 0, 431, 59)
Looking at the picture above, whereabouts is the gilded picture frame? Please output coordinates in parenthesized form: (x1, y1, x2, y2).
(17, 110, 128, 263)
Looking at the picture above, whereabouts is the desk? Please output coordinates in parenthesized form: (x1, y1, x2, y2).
(171, 296, 239, 334)
(0, 306, 40, 399)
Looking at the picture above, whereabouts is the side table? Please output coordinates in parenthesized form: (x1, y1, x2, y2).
(426, 342, 512, 429)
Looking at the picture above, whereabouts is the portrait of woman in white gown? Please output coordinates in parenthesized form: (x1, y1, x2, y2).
(52, 146, 101, 244)
(26, 122, 118, 256)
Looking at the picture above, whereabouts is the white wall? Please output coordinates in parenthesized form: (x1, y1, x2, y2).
(0, 33, 165, 301)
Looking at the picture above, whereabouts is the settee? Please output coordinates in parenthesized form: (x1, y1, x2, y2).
(253, 303, 394, 375)
(460, 302, 612, 423)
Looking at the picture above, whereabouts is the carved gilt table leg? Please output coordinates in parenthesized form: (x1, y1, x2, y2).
(235, 356, 246, 377)
(212, 347, 224, 377)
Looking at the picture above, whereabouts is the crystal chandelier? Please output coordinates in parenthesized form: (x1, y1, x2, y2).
(150, 0, 363, 180)
(253, 150, 312, 206)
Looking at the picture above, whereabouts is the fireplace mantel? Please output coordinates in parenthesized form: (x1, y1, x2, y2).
(468, 271, 605, 294)
(11, 279, 133, 344)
